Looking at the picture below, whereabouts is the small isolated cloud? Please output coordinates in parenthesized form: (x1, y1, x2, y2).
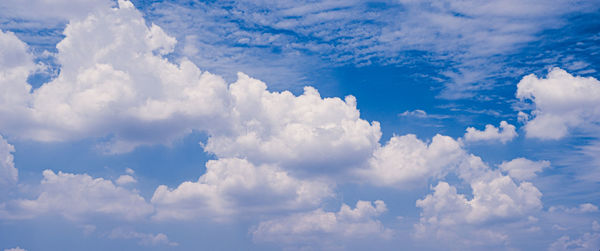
(399, 109, 450, 119)
(0, 170, 153, 221)
(109, 228, 178, 247)
(151, 158, 332, 221)
(4, 247, 26, 251)
(499, 157, 550, 180)
(517, 68, 600, 140)
(252, 200, 392, 248)
(463, 121, 517, 144)
(115, 175, 136, 185)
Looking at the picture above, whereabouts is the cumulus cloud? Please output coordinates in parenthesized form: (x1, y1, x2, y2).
(414, 155, 542, 248)
(252, 200, 392, 247)
(463, 121, 517, 144)
(499, 157, 550, 180)
(115, 175, 136, 185)
(109, 228, 178, 247)
(151, 158, 332, 221)
(549, 232, 600, 251)
(0, 135, 17, 189)
(0, 0, 382, 163)
(517, 68, 600, 139)
(549, 203, 599, 214)
(359, 134, 464, 188)
(204, 74, 381, 175)
(0, 1, 231, 153)
(0, 170, 153, 221)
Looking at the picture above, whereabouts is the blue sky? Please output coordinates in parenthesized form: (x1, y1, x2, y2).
(1, 0, 600, 250)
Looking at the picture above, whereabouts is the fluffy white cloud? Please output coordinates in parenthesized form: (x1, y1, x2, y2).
(204, 74, 381, 174)
(0, 135, 17, 189)
(115, 175, 136, 185)
(414, 155, 542, 247)
(0, 170, 153, 221)
(0, 30, 34, 119)
(0, 0, 382, 163)
(517, 68, 600, 139)
(0, 1, 231, 153)
(109, 228, 178, 246)
(359, 134, 464, 188)
(151, 158, 332, 221)
(463, 121, 517, 144)
(499, 157, 550, 180)
(252, 200, 392, 246)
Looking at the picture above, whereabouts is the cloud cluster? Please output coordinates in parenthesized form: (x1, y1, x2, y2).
(252, 200, 392, 246)
(0, 170, 153, 221)
(463, 121, 517, 144)
(517, 68, 600, 139)
(151, 158, 332, 221)
(1, 1, 595, 249)
(414, 155, 543, 247)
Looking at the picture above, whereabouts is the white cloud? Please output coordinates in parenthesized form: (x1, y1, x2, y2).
(0, 1, 383, 162)
(204, 74, 381, 175)
(359, 134, 464, 188)
(0, 1, 232, 153)
(549, 232, 600, 251)
(4, 247, 26, 251)
(399, 109, 449, 119)
(499, 157, 550, 180)
(0, 135, 17, 189)
(115, 175, 136, 185)
(0, 30, 34, 114)
(414, 154, 543, 248)
(109, 228, 178, 246)
(0, 170, 153, 221)
(549, 203, 599, 214)
(517, 68, 600, 139)
(252, 200, 392, 246)
(151, 158, 332, 221)
(463, 121, 517, 144)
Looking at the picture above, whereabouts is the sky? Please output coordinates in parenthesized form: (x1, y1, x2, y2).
(0, 0, 600, 250)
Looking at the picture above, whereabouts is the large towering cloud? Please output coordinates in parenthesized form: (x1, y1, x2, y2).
(0, 1, 231, 153)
